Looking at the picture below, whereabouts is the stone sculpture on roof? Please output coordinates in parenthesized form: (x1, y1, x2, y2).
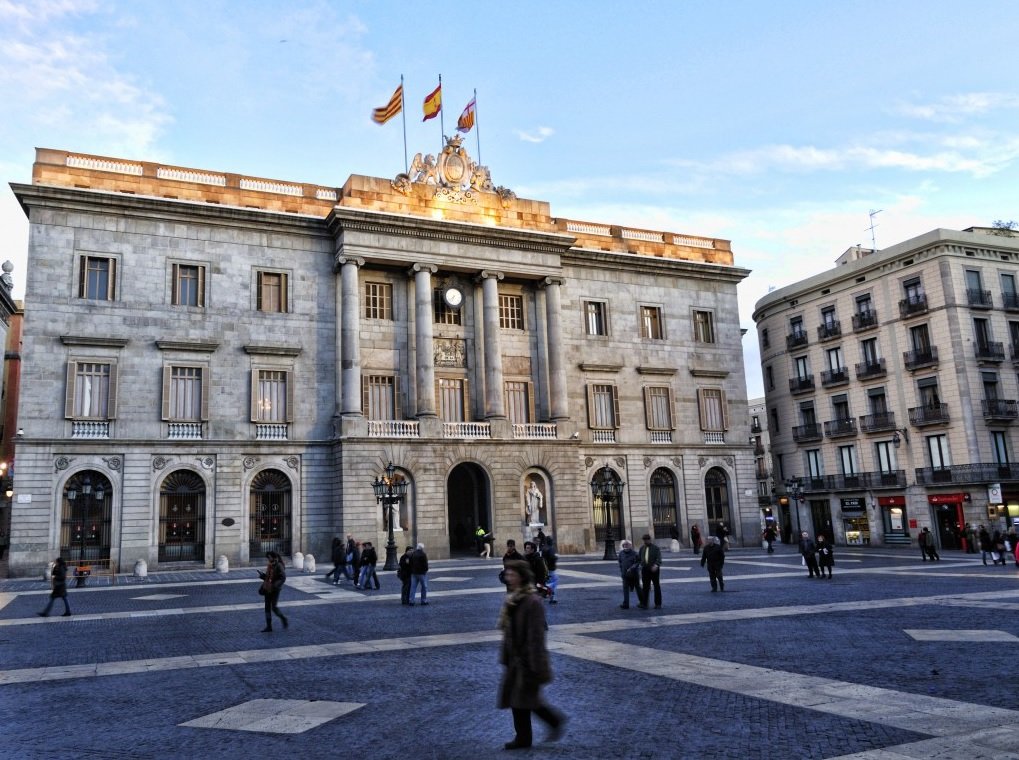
(393, 134, 515, 207)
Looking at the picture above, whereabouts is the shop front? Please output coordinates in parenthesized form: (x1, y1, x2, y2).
(878, 495, 909, 545)
(995, 482, 1019, 530)
(927, 493, 965, 550)
(841, 497, 870, 545)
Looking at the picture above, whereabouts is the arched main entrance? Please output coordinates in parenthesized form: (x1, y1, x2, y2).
(705, 467, 732, 537)
(650, 468, 679, 540)
(447, 462, 490, 555)
(60, 470, 113, 564)
(158, 470, 206, 562)
(249, 469, 292, 558)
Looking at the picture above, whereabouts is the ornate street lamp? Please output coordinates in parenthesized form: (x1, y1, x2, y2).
(590, 464, 624, 561)
(66, 474, 105, 587)
(372, 462, 408, 572)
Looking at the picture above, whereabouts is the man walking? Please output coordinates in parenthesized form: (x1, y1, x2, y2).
(523, 541, 548, 590)
(409, 543, 430, 605)
(398, 545, 414, 605)
(637, 534, 663, 609)
(918, 527, 940, 561)
(799, 531, 820, 578)
(617, 540, 640, 609)
(700, 536, 726, 591)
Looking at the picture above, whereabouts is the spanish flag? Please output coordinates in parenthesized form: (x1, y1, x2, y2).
(371, 83, 403, 125)
(422, 83, 442, 122)
(456, 97, 476, 134)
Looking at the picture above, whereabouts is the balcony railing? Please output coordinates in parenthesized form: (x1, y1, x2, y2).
(916, 462, 1019, 485)
(593, 430, 617, 443)
(167, 422, 203, 440)
(967, 288, 993, 309)
(751, 421, 763, 434)
(821, 367, 849, 387)
(514, 423, 557, 439)
(786, 331, 809, 349)
(976, 341, 1006, 362)
(903, 346, 938, 370)
(703, 432, 726, 444)
(827, 470, 906, 491)
(72, 420, 110, 439)
(908, 403, 950, 426)
(368, 420, 421, 438)
(753, 444, 766, 455)
(802, 476, 828, 493)
(1003, 292, 1019, 312)
(855, 359, 886, 380)
(649, 431, 673, 444)
(899, 294, 928, 317)
(791, 423, 823, 442)
(255, 423, 288, 441)
(443, 422, 492, 439)
(852, 310, 878, 331)
(789, 375, 815, 394)
(824, 418, 857, 438)
(982, 399, 1019, 421)
(859, 411, 896, 433)
(817, 321, 842, 341)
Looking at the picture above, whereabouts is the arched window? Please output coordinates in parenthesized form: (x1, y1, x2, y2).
(61, 470, 113, 563)
(249, 469, 292, 557)
(705, 467, 731, 535)
(650, 468, 679, 539)
(159, 470, 206, 562)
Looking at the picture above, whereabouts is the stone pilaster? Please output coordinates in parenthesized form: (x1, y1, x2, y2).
(479, 270, 506, 419)
(412, 263, 438, 418)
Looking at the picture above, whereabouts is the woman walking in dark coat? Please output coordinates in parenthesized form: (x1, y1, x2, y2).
(816, 534, 834, 578)
(498, 559, 566, 750)
(37, 557, 71, 617)
(325, 537, 344, 585)
(258, 551, 288, 632)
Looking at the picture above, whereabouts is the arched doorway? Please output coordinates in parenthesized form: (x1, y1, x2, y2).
(447, 463, 490, 554)
(61, 470, 113, 564)
(158, 470, 206, 562)
(249, 469, 292, 557)
(705, 467, 732, 537)
(650, 468, 679, 540)
(591, 467, 624, 542)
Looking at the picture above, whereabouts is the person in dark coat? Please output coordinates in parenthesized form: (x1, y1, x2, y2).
(816, 534, 834, 578)
(344, 534, 358, 580)
(542, 539, 559, 604)
(497, 559, 566, 750)
(798, 531, 821, 578)
(501, 539, 525, 590)
(357, 541, 380, 590)
(398, 545, 414, 605)
(993, 530, 1008, 566)
(523, 541, 548, 589)
(409, 543, 429, 605)
(700, 536, 726, 591)
(325, 536, 344, 584)
(762, 523, 777, 554)
(617, 540, 640, 609)
(37, 557, 72, 617)
(258, 551, 288, 632)
(690, 524, 703, 555)
(637, 534, 663, 609)
(918, 527, 939, 562)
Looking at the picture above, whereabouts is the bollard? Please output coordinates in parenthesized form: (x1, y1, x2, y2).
(670, 539, 681, 553)
(292, 551, 304, 571)
(304, 554, 316, 573)
(215, 555, 229, 574)
(133, 559, 148, 578)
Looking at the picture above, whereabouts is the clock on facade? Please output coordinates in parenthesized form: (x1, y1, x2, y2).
(444, 287, 463, 309)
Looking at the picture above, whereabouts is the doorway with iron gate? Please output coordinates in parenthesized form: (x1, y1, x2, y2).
(809, 499, 834, 543)
(447, 462, 491, 555)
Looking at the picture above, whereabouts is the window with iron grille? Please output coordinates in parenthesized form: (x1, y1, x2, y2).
(159, 470, 206, 562)
(639, 305, 664, 339)
(505, 380, 532, 424)
(162, 365, 207, 421)
(249, 469, 292, 557)
(365, 281, 393, 320)
(65, 361, 116, 419)
(363, 375, 400, 420)
(60, 471, 113, 563)
(437, 377, 466, 421)
(172, 263, 206, 307)
(79, 255, 117, 301)
(693, 310, 715, 343)
(650, 468, 678, 538)
(585, 301, 608, 336)
(499, 294, 524, 329)
(587, 384, 619, 429)
(433, 289, 462, 325)
(644, 386, 674, 430)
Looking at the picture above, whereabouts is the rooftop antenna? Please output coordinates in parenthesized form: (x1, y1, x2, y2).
(867, 209, 883, 253)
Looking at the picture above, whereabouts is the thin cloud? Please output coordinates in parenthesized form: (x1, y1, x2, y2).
(516, 126, 554, 143)
(896, 92, 1019, 122)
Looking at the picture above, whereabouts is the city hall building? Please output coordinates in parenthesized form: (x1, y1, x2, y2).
(7, 143, 752, 575)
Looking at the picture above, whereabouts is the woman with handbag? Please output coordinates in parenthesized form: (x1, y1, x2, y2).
(37, 557, 71, 617)
(497, 559, 566, 750)
(257, 551, 288, 632)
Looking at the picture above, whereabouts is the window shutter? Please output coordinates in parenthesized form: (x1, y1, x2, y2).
(200, 367, 210, 421)
(161, 365, 172, 421)
(697, 389, 707, 431)
(526, 380, 535, 424)
(362, 374, 369, 416)
(171, 263, 179, 305)
(643, 387, 653, 430)
(107, 361, 119, 419)
(393, 375, 402, 419)
(461, 377, 470, 421)
(285, 370, 295, 423)
(280, 273, 288, 313)
(65, 361, 77, 418)
(109, 258, 117, 300)
(197, 266, 206, 308)
(668, 388, 676, 430)
(250, 369, 259, 422)
(586, 384, 596, 428)
(256, 272, 264, 311)
(611, 385, 620, 428)
(720, 389, 730, 430)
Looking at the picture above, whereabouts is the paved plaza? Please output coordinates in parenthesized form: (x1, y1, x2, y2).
(3, 546, 1019, 759)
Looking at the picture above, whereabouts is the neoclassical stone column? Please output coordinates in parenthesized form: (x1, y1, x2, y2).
(338, 256, 364, 417)
(542, 277, 569, 421)
(479, 270, 506, 419)
(412, 263, 438, 417)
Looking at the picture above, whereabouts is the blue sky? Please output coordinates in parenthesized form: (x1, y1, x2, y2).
(3, 1, 1019, 397)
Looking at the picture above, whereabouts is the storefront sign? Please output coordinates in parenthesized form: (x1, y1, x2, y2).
(840, 497, 865, 512)
(927, 493, 964, 505)
(989, 484, 1002, 504)
(878, 496, 905, 506)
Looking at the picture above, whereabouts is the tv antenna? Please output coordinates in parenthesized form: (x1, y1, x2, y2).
(866, 209, 883, 253)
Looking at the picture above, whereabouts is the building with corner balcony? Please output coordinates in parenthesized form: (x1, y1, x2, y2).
(754, 227, 1019, 550)
(6, 143, 754, 576)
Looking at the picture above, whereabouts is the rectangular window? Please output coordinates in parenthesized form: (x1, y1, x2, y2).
(832, 394, 850, 420)
(876, 441, 896, 472)
(821, 307, 837, 327)
(761, 328, 770, 349)
(799, 401, 816, 426)
(861, 337, 880, 364)
(585, 301, 608, 336)
(639, 306, 664, 339)
(770, 408, 779, 433)
(505, 381, 532, 425)
(868, 388, 888, 414)
(644, 386, 674, 430)
(917, 378, 941, 407)
(856, 294, 873, 315)
(974, 317, 992, 347)
(1002, 273, 1017, 297)
(826, 346, 843, 371)
(910, 324, 931, 352)
(363, 375, 400, 420)
(992, 431, 1009, 465)
(253, 369, 291, 423)
(256, 271, 289, 313)
(789, 316, 804, 337)
(765, 365, 774, 391)
(838, 445, 858, 476)
(437, 377, 466, 421)
(965, 269, 983, 291)
(65, 361, 116, 419)
(806, 449, 822, 478)
(587, 384, 620, 429)
(795, 355, 810, 379)
(499, 294, 524, 330)
(78, 255, 117, 301)
(172, 263, 206, 307)
(433, 290, 462, 325)
(693, 310, 715, 343)
(927, 434, 950, 468)
(697, 388, 728, 431)
(983, 371, 1000, 400)
(1010, 320, 1019, 348)
(904, 278, 924, 302)
(364, 281, 393, 320)
(162, 365, 207, 421)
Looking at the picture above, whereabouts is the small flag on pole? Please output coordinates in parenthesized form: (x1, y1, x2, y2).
(422, 83, 442, 122)
(371, 83, 403, 125)
(456, 97, 476, 134)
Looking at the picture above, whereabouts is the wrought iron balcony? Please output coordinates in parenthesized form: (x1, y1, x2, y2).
(789, 375, 815, 394)
(824, 418, 857, 438)
(903, 346, 938, 370)
(975, 341, 1005, 362)
(1004, 292, 1019, 312)
(859, 411, 896, 433)
(967, 288, 993, 309)
(855, 359, 887, 380)
(817, 321, 841, 341)
(786, 330, 809, 349)
(825, 470, 906, 491)
(820, 367, 849, 387)
(852, 310, 878, 332)
(899, 294, 928, 317)
(982, 398, 1019, 421)
(754, 444, 766, 456)
(802, 476, 828, 493)
(908, 403, 950, 426)
(791, 423, 823, 442)
(916, 462, 1019, 485)
(751, 422, 763, 435)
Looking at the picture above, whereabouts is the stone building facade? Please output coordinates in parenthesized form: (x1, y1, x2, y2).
(7, 145, 752, 575)
(754, 227, 1019, 549)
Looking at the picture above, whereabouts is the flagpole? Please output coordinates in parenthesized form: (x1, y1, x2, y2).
(473, 88, 482, 166)
(438, 74, 445, 149)
(400, 74, 408, 172)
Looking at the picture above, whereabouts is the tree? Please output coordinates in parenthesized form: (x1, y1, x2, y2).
(991, 220, 1018, 236)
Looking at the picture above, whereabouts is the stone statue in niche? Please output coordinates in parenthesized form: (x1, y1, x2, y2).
(524, 476, 547, 526)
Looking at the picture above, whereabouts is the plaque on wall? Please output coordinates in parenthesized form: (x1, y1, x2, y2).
(504, 355, 532, 376)
(434, 338, 467, 367)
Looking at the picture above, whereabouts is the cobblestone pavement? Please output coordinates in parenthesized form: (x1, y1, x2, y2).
(3, 547, 1019, 759)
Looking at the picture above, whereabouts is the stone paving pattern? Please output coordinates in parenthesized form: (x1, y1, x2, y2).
(3, 547, 1019, 759)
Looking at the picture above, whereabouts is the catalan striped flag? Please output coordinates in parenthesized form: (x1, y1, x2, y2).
(422, 82, 442, 121)
(371, 83, 403, 125)
(456, 97, 476, 134)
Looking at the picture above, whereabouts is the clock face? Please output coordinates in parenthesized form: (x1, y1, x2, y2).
(444, 287, 463, 308)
